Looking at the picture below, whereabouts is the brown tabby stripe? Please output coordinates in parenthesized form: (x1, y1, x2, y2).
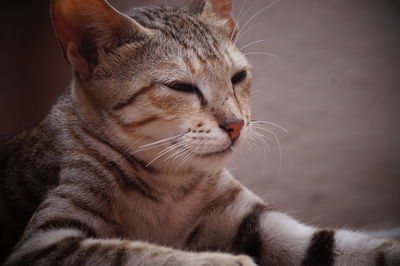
(76, 125, 155, 173)
(48, 237, 82, 266)
(301, 229, 336, 266)
(16, 201, 54, 245)
(113, 247, 128, 266)
(232, 203, 269, 265)
(69, 128, 157, 199)
(203, 185, 242, 215)
(71, 244, 98, 266)
(174, 174, 205, 201)
(376, 252, 386, 266)
(183, 56, 196, 74)
(37, 218, 97, 238)
(132, 11, 210, 63)
(113, 84, 154, 110)
(9, 236, 84, 266)
(52, 190, 118, 228)
(108, 159, 159, 202)
(119, 115, 160, 128)
(197, 91, 208, 107)
(71, 148, 159, 202)
(64, 161, 113, 205)
(184, 224, 203, 246)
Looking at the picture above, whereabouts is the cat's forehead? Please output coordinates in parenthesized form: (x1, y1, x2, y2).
(123, 7, 248, 74)
(126, 6, 226, 58)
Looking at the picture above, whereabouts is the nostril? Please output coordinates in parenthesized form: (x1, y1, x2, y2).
(220, 126, 234, 133)
(219, 120, 245, 141)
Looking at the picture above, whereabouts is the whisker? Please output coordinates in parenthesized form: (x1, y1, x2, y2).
(249, 130, 271, 152)
(134, 131, 187, 152)
(164, 142, 191, 163)
(235, 0, 283, 45)
(173, 146, 192, 171)
(230, 0, 249, 41)
(239, 0, 283, 35)
(235, 0, 250, 25)
(251, 120, 290, 135)
(256, 127, 283, 179)
(236, 19, 269, 43)
(243, 51, 283, 60)
(165, 141, 195, 166)
(177, 147, 200, 172)
(164, 147, 187, 164)
(236, 0, 261, 29)
(239, 39, 265, 51)
(249, 130, 269, 166)
(113, 136, 146, 165)
(145, 141, 186, 167)
(245, 138, 257, 151)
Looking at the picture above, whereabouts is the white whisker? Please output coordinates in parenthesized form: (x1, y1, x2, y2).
(134, 132, 187, 152)
(240, 39, 265, 51)
(244, 52, 283, 60)
(177, 147, 200, 172)
(250, 130, 271, 152)
(236, 19, 269, 43)
(236, 0, 283, 45)
(236, 0, 261, 27)
(251, 120, 290, 135)
(255, 127, 283, 179)
(230, 0, 249, 41)
(249, 130, 269, 166)
(145, 141, 186, 167)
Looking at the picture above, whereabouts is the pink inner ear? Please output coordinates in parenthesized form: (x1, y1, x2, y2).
(52, 0, 119, 49)
(210, 0, 237, 39)
(51, 2, 77, 52)
(211, 0, 233, 16)
(51, 0, 137, 77)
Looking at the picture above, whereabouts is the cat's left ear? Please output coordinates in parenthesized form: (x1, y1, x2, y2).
(187, 0, 237, 40)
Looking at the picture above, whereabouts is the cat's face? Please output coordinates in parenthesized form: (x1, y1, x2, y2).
(53, 0, 251, 172)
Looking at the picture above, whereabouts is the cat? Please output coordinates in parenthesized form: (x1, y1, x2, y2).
(1, 0, 399, 265)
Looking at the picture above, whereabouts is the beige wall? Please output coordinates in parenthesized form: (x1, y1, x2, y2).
(1, 0, 399, 229)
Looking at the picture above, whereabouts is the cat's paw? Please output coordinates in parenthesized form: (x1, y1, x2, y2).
(185, 252, 257, 266)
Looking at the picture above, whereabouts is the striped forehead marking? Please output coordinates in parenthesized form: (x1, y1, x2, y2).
(126, 7, 223, 61)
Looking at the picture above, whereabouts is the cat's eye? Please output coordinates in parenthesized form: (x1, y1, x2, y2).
(231, 70, 247, 85)
(166, 83, 199, 93)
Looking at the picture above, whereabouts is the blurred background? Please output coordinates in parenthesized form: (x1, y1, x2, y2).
(1, 0, 399, 230)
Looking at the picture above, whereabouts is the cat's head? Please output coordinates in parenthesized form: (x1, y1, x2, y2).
(52, 0, 252, 173)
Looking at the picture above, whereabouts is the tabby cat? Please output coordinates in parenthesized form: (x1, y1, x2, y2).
(1, 0, 399, 265)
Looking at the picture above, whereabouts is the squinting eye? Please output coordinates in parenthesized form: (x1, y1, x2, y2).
(166, 83, 199, 93)
(231, 70, 247, 85)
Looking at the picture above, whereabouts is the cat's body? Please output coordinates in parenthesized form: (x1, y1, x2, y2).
(1, 0, 399, 265)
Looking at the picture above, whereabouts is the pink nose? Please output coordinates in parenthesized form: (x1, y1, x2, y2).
(220, 120, 244, 141)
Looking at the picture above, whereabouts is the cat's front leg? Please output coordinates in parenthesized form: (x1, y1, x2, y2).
(6, 235, 256, 266)
(5, 189, 256, 266)
(185, 170, 400, 266)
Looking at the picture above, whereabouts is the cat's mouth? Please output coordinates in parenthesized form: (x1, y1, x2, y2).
(196, 144, 234, 158)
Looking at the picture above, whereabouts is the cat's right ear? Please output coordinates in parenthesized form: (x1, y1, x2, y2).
(186, 0, 237, 40)
(51, 0, 151, 78)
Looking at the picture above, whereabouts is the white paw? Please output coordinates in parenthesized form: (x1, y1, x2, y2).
(186, 252, 257, 266)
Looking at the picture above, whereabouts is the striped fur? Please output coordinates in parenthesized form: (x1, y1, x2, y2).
(1, 0, 399, 265)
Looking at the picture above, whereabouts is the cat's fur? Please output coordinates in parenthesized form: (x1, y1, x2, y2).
(1, 0, 399, 265)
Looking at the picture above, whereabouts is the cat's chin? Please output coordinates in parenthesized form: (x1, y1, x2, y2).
(187, 137, 246, 172)
(187, 148, 236, 172)
(196, 144, 234, 158)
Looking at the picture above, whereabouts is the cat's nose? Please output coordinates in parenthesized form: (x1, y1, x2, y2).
(219, 120, 244, 141)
